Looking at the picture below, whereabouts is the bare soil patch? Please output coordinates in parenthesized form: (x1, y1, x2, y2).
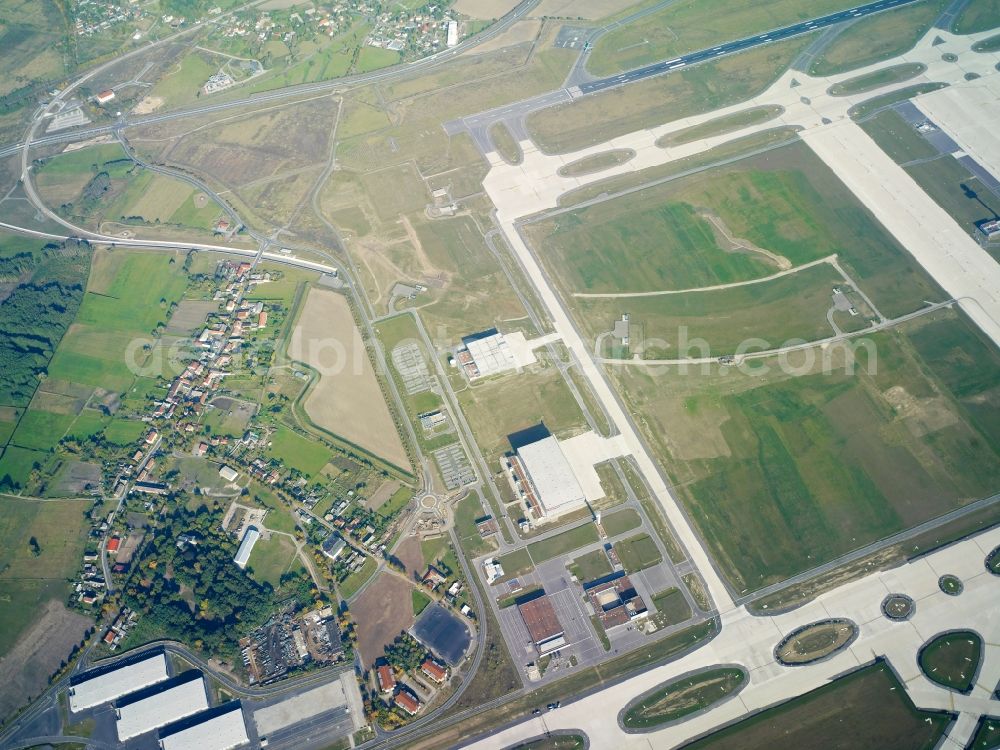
(132, 95, 164, 115)
(351, 572, 416, 668)
(466, 19, 542, 53)
(532, 0, 641, 19)
(394, 535, 425, 578)
(166, 299, 219, 334)
(454, 0, 521, 18)
(0, 600, 90, 720)
(288, 288, 409, 469)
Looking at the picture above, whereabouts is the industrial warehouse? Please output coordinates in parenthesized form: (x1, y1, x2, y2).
(158, 702, 251, 750)
(69, 650, 170, 712)
(517, 593, 566, 655)
(507, 435, 588, 520)
(455, 328, 517, 379)
(115, 671, 209, 741)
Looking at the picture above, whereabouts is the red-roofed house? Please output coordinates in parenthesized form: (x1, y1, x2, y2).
(421, 659, 447, 683)
(376, 664, 396, 693)
(394, 689, 420, 715)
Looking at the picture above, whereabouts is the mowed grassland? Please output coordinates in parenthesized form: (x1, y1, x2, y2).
(529, 35, 813, 153)
(579, 263, 843, 357)
(809, 0, 947, 75)
(456, 362, 590, 463)
(611, 308, 1000, 591)
(0, 496, 90, 654)
(47, 249, 189, 393)
(287, 287, 410, 470)
(247, 533, 299, 588)
(586, 0, 857, 75)
(531, 143, 945, 318)
(680, 662, 951, 750)
(952, 0, 1000, 33)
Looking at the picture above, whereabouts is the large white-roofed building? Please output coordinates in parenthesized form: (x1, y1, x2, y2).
(233, 525, 259, 569)
(159, 702, 250, 750)
(116, 672, 209, 740)
(510, 435, 587, 519)
(458, 329, 517, 379)
(69, 651, 169, 712)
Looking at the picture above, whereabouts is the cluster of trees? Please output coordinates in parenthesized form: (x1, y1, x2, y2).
(121, 504, 276, 661)
(384, 632, 427, 673)
(0, 242, 90, 406)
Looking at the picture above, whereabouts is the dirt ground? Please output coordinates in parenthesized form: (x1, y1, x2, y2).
(394, 535, 425, 579)
(351, 572, 416, 668)
(288, 288, 410, 469)
(0, 600, 91, 720)
(454, 0, 521, 18)
(465, 20, 542, 54)
(531, 0, 642, 19)
(132, 95, 164, 115)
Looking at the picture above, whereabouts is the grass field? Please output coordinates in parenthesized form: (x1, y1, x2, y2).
(527, 199, 776, 294)
(266, 424, 334, 477)
(952, 0, 1000, 33)
(339, 555, 378, 599)
(651, 587, 691, 626)
(918, 631, 982, 693)
(601, 508, 642, 537)
(456, 363, 589, 463)
(0, 496, 90, 655)
(847, 82, 947, 120)
(586, 0, 856, 75)
(412, 588, 432, 616)
(527, 523, 599, 564)
(529, 35, 812, 154)
(612, 308, 1000, 592)
(490, 122, 523, 165)
(577, 263, 843, 357)
(247, 534, 298, 588)
(623, 666, 745, 729)
(535, 142, 946, 319)
(680, 662, 950, 750)
(828, 62, 926, 96)
(454, 492, 497, 558)
(148, 52, 218, 109)
(613, 534, 662, 572)
(810, 0, 947, 75)
(568, 549, 612, 583)
(558, 149, 634, 177)
(657, 106, 784, 148)
(859, 109, 938, 163)
(968, 717, 1000, 750)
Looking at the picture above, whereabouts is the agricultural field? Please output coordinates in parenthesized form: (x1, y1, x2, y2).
(609, 308, 1000, 592)
(0, 497, 91, 655)
(288, 287, 410, 471)
(680, 662, 951, 750)
(809, 0, 947, 75)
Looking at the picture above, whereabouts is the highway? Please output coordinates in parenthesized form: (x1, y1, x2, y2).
(576, 0, 921, 95)
(0, 0, 541, 160)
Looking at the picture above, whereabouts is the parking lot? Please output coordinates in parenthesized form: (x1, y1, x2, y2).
(433, 443, 476, 490)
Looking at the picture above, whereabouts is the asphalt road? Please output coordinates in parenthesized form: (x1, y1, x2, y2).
(576, 0, 921, 95)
